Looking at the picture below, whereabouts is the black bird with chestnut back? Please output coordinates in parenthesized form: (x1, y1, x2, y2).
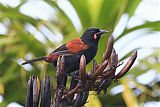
(22, 28, 108, 73)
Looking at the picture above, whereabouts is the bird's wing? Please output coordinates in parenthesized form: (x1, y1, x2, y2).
(46, 38, 89, 62)
(65, 38, 89, 53)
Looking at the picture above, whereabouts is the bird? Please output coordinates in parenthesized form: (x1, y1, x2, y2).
(22, 28, 108, 73)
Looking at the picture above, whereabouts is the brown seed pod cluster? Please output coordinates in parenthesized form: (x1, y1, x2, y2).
(55, 34, 137, 106)
(25, 34, 137, 107)
(25, 76, 51, 107)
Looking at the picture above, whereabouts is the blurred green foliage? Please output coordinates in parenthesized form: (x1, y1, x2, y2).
(0, 0, 160, 106)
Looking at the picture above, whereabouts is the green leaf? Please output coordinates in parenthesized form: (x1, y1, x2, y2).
(85, 91, 102, 107)
(140, 59, 160, 72)
(87, 0, 103, 25)
(125, 0, 141, 17)
(70, 0, 92, 29)
(121, 78, 139, 107)
(113, 0, 128, 28)
(96, 0, 122, 28)
(128, 67, 147, 77)
(0, 37, 18, 46)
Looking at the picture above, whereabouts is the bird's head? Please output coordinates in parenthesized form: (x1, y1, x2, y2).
(81, 27, 108, 45)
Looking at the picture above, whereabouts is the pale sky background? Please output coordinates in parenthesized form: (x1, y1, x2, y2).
(0, 0, 160, 107)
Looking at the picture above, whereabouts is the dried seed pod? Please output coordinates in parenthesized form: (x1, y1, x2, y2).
(56, 56, 62, 86)
(46, 77, 51, 102)
(97, 78, 112, 94)
(79, 55, 87, 83)
(36, 77, 40, 100)
(60, 55, 65, 73)
(89, 60, 108, 81)
(102, 34, 114, 62)
(55, 88, 62, 107)
(33, 77, 37, 106)
(25, 76, 33, 107)
(25, 76, 40, 107)
(56, 56, 66, 86)
(107, 48, 118, 77)
(116, 54, 118, 64)
(56, 56, 61, 72)
(33, 77, 40, 107)
(73, 92, 83, 107)
(115, 51, 137, 79)
(80, 91, 89, 106)
(50, 101, 55, 107)
(59, 56, 67, 87)
(56, 56, 67, 107)
(93, 59, 98, 71)
(62, 83, 81, 100)
(72, 86, 89, 106)
(88, 60, 98, 76)
(103, 63, 111, 74)
(109, 48, 117, 68)
(40, 77, 51, 107)
(70, 71, 79, 90)
(69, 71, 79, 101)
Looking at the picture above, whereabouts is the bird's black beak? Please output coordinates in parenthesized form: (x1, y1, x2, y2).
(97, 30, 108, 35)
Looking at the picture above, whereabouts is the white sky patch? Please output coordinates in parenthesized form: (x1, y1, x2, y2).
(124, 32, 160, 51)
(0, 23, 7, 35)
(0, 0, 20, 7)
(135, 0, 160, 21)
(127, 15, 145, 28)
(57, 0, 82, 32)
(114, 31, 160, 59)
(136, 70, 157, 85)
(7, 102, 23, 107)
(110, 81, 138, 95)
(134, 88, 143, 96)
(19, 1, 56, 20)
(110, 85, 124, 95)
(156, 74, 160, 82)
(40, 25, 63, 44)
(143, 101, 160, 107)
(137, 48, 155, 59)
(113, 14, 129, 38)
(0, 96, 3, 103)
(25, 23, 47, 44)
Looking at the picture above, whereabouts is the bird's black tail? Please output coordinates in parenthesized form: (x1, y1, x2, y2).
(21, 56, 47, 65)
